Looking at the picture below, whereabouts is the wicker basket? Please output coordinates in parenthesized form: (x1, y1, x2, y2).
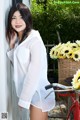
(58, 59, 80, 85)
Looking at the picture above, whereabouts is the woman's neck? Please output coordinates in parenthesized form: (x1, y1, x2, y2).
(18, 29, 32, 41)
(18, 32, 23, 41)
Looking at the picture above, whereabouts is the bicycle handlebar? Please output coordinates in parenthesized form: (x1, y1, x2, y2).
(45, 83, 74, 99)
(45, 83, 73, 92)
(45, 84, 53, 90)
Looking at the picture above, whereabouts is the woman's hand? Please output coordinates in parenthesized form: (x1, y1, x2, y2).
(10, 32, 17, 49)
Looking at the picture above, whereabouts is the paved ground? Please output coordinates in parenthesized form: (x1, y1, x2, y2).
(48, 100, 67, 120)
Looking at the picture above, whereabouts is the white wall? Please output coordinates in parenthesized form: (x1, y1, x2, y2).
(0, 0, 12, 119)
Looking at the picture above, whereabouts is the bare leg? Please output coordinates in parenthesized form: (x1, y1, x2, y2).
(30, 105, 48, 120)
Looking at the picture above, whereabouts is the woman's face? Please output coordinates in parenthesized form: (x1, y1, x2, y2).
(11, 11, 26, 33)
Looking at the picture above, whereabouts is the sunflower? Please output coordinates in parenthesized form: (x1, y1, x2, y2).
(66, 50, 73, 58)
(49, 43, 62, 59)
(57, 52, 66, 59)
(49, 41, 80, 61)
(65, 41, 71, 47)
(61, 45, 72, 58)
(72, 69, 80, 89)
(69, 43, 78, 49)
(76, 40, 80, 47)
(50, 47, 58, 59)
(72, 50, 80, 61)
(72, 82, 80, 89)
(56, 43, 62, 48)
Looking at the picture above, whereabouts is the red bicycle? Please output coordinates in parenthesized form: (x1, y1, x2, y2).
(45, 83, 80, 120)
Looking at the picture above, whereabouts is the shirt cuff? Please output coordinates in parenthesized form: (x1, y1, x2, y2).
(18, 99, 30, 109)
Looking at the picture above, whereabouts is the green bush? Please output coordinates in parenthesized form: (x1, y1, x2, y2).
(31, 0, 80, 44)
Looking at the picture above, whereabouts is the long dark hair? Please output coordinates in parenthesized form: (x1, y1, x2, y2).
(6, 3, 33, 43)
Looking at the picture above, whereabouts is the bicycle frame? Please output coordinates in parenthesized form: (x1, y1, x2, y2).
(45, 83, 80, 120)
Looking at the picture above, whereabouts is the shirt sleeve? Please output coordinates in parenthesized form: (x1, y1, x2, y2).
(18, 40, 46, 109)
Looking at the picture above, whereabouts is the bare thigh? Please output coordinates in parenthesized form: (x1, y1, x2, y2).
(30, 105, 48, 120)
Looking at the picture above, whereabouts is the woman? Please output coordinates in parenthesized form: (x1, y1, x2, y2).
(6, 3, 55, 120)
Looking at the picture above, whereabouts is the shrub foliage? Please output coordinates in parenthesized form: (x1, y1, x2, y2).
(31, 0, 80, 44)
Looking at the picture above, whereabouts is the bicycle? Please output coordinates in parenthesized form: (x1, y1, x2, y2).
(45, 83, 80, 120)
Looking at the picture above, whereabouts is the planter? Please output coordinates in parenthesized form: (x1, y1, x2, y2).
(58, 59, 80, 85)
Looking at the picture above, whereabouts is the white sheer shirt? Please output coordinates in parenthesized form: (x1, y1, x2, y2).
(7, 29, 55, 112)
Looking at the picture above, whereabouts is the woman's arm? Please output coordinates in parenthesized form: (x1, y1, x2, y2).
(7, 33, 17, 62)
(9, 32, 17, 49)
(18, 40, 46, 109)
